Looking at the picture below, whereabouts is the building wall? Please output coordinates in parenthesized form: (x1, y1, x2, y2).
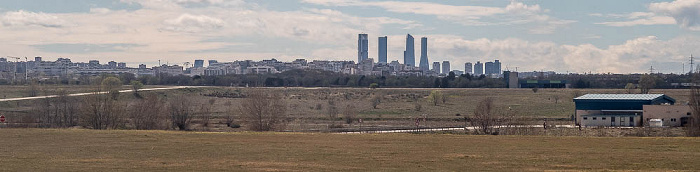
(580, 115, 642, 127)
(642, 105, 692, 127)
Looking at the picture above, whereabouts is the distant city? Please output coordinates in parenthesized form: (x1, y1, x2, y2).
(0, 33, 542, 81)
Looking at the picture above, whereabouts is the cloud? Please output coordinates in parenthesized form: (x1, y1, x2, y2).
(596, 16, 675, 27)
(414, 35, 696, 74)
(595, 0, 700, 30)
(162, 13, 225, 32)
(1, 10, 67, 28)
(649, 0, 700, 30)
(302, 0, 574, 34)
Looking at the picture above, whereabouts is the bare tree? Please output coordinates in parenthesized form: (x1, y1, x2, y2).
(169, 95, 195, 130)
(239, 91, 287, 131)
(639, 74, 657, 94)
(327, 99, 338, 121)
(224, 101, 235, 127)
(470, 97, 511, 135)
(343, 104, 357, 124)
(625, 83, 636, 94)
(689, 74, 700, 136)
(370, 94, 381, 109)
(80, 91, 125, 129)
(199, 98, 216, 127)
(129, 93, 166, 130)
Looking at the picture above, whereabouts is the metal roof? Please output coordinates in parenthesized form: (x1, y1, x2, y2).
(574, 94, 666, 101)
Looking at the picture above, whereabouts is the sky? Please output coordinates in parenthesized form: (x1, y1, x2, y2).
(1, 0, 700, 74)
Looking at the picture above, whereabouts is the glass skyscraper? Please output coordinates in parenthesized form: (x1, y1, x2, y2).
(419, 37, 429, 72)
(358, 34, 368, 63)
(404, 34, 415, 67)
(378, 36, 387, 64)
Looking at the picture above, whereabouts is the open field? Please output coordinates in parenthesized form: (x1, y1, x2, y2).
(0, 86, 694, 132)
(0, 129, 698, 171)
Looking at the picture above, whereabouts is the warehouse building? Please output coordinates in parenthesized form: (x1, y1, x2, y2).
(574, 94, 682, 127)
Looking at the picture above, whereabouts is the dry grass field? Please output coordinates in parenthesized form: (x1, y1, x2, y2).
(0, 129, 698, 171)
(0, 86, 694, 132)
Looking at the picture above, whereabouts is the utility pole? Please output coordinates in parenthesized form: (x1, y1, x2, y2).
(690, 54, 694, 74)
(24, 57, 28, 82)
(649, 65, 655, 74)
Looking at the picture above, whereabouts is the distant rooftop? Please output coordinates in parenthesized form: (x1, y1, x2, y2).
(574, 94, 671, 101)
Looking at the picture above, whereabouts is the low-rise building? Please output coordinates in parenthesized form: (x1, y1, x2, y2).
(574, 94, 677, 127)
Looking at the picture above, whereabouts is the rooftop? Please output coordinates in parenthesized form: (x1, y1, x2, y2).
(574, 94, 668, 101)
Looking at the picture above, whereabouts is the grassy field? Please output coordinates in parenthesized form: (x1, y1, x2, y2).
(0, 86, 694, 131)
(0, 129, 698, 171)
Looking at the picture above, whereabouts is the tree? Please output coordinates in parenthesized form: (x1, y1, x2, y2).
(129, 93, 166, 130)
(169, 95, 195, 130)
(327, 99, 338, 120)
(102, 77, 122, 100)
(239, 91, 287, 131)
(428, 90, 443, 106)
(80, 91, 125, 129)
(532, 87, 539, 93)
(639, 74, 657, 94)
(689, 73, 700, 136)
(130, 80, 144, 98)
(370, 94, 381, 109)
(470, 97, 511, 135)
(342, 104, 357, 124)
(625, 83, 636, 94)
(369, 83, 379, 89)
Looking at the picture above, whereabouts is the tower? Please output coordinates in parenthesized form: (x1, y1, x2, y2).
(404, 34, 415, 67)
(358, 34, 369, 62)
(465, 62, 473, 74)
(474, 61, 484, 75)
(378, 36, 387, 64)
(442, 61, 450, 74)
(419, 37, 429, 72)
(432, 62, 440, 74)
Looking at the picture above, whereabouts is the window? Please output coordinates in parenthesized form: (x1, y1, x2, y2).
(689, 112, 692, 116)
(602, 117, 607, 120)
(593, 117, 597, 120)
(671, 118, 676, 122)
(583, 117, 588, 120)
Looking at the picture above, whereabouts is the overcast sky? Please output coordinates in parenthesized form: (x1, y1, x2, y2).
(1, 0, 700, 73)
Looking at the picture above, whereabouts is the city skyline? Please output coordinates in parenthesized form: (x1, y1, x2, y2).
(0, 0, 699, 74)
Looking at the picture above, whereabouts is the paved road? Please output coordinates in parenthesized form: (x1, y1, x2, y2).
(341, 125, 577, 134)
(0, 86, 202, 102)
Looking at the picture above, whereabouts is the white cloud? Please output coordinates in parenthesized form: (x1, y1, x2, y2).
(649, 0, 700, 30)
(595, 0, 700, 30)
(596, 16, 675, 27)
(411, 35, 696, 74)
(1, 10, 67, 28)
(162, 13, 225, 32)
(302, 0, 574, 34)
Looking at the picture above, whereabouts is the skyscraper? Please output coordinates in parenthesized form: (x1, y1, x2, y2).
(378, 36, 387, 64)
(432, 62, 440, 74)
(194, 59, 204, 68)
(442, 61, 450, 74)
(419, 37, 429, 72)
(474, 61, 484, 75)
(404, 34, 415, 67)
(495, 60, 501, 75)
(484, 60, 502, 75)
(485, 61, 495, 74)
(358, 34, 369, 62)
(465, 62, 473, 74)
